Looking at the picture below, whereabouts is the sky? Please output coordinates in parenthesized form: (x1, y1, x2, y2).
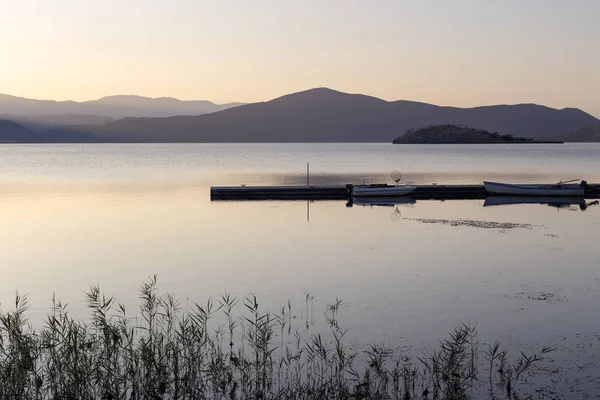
(1, 0, 599, 116)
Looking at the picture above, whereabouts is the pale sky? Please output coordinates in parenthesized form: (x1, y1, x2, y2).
(1, 0, 599, 116)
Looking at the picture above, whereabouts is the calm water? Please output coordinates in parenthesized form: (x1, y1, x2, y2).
(1, 143, 600, 394)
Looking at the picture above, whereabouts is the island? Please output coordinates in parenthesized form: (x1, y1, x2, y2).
(392, 124, 563, 144)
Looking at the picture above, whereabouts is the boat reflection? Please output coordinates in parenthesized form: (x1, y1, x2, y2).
(345, 197, 416, 221)
(346, 196, 416, 208)
(483, 196, 598, 211)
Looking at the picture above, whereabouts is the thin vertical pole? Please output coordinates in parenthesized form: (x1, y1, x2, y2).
(307, 163, 310, 186)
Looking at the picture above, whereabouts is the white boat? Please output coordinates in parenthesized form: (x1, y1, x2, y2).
(483, 181, 585, 197)
(351, 184, 417, 197)
(484, 196, 585, 208)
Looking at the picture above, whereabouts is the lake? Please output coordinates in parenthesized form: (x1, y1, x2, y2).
(1, 143, 599, 395)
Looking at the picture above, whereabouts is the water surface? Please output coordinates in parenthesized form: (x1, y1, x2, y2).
(1, 143, 599, 394)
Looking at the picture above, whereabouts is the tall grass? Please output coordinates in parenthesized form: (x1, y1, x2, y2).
(0, 276, 556, 399)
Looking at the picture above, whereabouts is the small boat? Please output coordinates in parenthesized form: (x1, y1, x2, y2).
(483, 180, 586, 197)
(484, 196, 585, 208)
(351, 184, 417, 197)
(350, 196, 416, 207)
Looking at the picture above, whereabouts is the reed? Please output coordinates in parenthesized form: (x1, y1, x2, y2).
(0, 276, 556, 399)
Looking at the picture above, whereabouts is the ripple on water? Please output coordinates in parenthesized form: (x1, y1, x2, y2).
(404, 217, 539, 230)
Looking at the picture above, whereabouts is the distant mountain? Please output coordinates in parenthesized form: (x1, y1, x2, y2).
(0, 120, 39, 142)
(393, 124, 562, 144)
(57, 88, 597, 143)
(82, 95, 244, 118)
(555, 124, 600, 142)
(0, 114, 114, 133)
(0, 93, 243, 119)
(0, 119, 107, 143)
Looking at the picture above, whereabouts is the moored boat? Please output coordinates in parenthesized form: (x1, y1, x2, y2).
(351, 184, 417, 197)
(483, 181, 586, 197)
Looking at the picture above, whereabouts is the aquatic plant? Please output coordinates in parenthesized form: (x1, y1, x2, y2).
(0, 276, 556, 399)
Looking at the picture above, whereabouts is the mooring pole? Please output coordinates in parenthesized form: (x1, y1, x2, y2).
(307, 163, 310, 186)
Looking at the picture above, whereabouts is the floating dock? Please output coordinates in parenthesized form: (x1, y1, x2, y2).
(211, 184, 600, 201)
(211, 185, 350, 200)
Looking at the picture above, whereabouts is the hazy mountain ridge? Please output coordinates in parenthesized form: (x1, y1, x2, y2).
(0, 120, 38, 142)
(0, 114, 114, 133)
(0, 93, 243, 119)
(555, 124, 600, 142)
(2, 88, 598, 142)
(0, 119, 108, 143)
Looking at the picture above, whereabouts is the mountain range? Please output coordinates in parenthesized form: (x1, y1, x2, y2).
(556, 124, 600, 142)
(0, 119, 107, 142)
(0, 93, 243, 118)
(1, 114, 115, 133)
(1, 88, 598, 143)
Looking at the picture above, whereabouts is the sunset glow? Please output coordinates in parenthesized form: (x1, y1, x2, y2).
(1, 0, 598, 115)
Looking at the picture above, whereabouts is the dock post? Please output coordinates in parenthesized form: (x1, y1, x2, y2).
(307, 163, 310, 186)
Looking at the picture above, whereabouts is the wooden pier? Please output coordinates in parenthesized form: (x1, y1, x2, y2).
(211, 185, 350, 200)
(211, 184, 600, 201)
